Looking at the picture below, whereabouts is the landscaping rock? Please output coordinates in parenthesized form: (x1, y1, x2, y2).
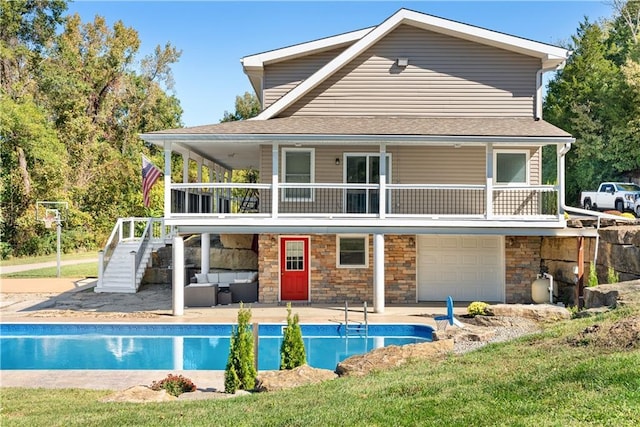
(335, 339, 454, 377)
(584, 281, 640, 309)
(255, 365, 337, 392)
(487, 303, 571, 322)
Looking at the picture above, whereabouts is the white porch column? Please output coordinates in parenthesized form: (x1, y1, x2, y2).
(271, 143, 279, 218)
(201, 232, 210, 274)
(182, 153, 190, 213)
(163, 141, 172, 218)
(379, 143, 387, 219)
(557, 144, 568, 216)
(373, 233, 385, 313)
(172, 234, 185, 316)
(486, 143, 494, 219)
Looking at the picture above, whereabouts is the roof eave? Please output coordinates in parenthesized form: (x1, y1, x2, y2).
(140, 133, 575, 145)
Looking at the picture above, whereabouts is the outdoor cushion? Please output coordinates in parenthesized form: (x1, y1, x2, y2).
(233, 278, 253, 284)
(195, 273, 208, 284)
(206, 273, 219, 283)
(218, 272, 236, 284)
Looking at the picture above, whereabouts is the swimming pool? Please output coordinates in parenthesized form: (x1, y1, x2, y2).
(0, 323, 433, 371)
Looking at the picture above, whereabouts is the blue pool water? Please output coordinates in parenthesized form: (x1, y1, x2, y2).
(0, 323, 432, 371)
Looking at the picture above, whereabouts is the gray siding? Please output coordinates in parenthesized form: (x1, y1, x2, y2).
(276, 24, 540, 117)
(263, 47, 348, 109)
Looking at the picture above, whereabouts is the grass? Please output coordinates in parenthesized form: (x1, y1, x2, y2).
(1, 306, 639, 426)
(0, 251, 96, 267)
(1, 262, 98, 278)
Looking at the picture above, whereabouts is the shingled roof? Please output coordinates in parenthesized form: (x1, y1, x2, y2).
(146, 116, 572, 138)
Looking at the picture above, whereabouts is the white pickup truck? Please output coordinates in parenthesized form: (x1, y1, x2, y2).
(581, 182, 640, 214)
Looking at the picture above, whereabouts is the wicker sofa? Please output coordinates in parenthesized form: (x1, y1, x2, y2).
(186, 271, 259, 306)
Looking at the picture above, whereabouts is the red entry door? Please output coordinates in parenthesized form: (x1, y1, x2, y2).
(280, 237, 309, 301)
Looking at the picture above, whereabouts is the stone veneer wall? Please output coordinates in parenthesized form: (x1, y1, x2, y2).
(258, 234, 416, 304)
(504, 236, 542, 304)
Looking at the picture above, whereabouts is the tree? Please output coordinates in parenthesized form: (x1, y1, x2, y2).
(544, 8, 640, 204)
(224, 303, 257, 393)
(0, 3, 183, 257)
(280, 303, 307, 370)
(0, 0, 67, 96)
(220, 91, 260, 122)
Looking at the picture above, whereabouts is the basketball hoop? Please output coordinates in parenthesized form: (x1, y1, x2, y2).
(43, 210, 58, 229)
(36, 201, 67, 279)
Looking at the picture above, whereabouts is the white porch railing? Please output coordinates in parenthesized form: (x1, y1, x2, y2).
(167, 183, 560, 220)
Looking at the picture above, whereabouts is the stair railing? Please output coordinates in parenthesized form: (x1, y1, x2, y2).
(130, 219, 153, 290)
(98, 217, 169, 288)
(98, 218, 124, 287)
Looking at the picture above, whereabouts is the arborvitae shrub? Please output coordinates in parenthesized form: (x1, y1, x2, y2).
(224, 303, 256, 393)
(587, 262, 599, 287)
(280, 303, 306, 370)
(606, 266, 619, 284)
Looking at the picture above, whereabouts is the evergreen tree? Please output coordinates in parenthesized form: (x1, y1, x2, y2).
(280, 303, 306, 370)
(224, 303, 257, 393)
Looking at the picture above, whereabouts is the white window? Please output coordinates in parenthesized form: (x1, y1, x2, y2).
(337, 235, 368, 268)
(494, 151, 529, 185)
(282, 148, 314, 201)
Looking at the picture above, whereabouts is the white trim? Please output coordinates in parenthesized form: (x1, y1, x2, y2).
(494, 149, 530, 185)
(282, 147, 315, 202)
(254, 8, 570, 120)
(242, 27, 373, 68)
(336, 234, 369, 268)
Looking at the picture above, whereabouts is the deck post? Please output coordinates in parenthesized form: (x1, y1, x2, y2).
(201, 232, 210, 274)
(172, 234, 185, 316)
(379, 143, 386, 219)
(486, 143, 494, 219)
(373, 233, 385, 313)
(163, 141, 172, 218)
(271, 143, 279, 219)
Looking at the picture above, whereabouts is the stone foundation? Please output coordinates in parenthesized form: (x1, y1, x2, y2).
(258, 234, 415, 304)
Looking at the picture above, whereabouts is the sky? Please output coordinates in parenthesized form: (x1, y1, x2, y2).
(66, 1, 615, 127)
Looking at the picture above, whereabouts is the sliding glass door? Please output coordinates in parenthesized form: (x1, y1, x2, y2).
(345, 154, 390, 214)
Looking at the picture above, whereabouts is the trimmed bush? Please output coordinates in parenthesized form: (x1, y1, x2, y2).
(280, 303, 306, 370)
(224, 303, 257, 393)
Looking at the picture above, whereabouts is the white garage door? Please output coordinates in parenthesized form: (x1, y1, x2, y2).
(417, 235, 504, 302)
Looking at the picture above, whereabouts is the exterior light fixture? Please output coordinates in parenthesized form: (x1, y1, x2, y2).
(397, 58, 409, 67)
(335, 158, 341, 165)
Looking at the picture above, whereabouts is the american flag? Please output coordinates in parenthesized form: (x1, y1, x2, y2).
(142, 155, 162, 207)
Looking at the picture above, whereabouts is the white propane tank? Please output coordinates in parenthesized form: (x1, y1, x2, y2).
(531, 276, 551, 304)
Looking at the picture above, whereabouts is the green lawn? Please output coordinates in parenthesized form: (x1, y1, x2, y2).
(0, 251, 96, 267)
(1, 262, 98, 278)
(1, 306, 638, 426)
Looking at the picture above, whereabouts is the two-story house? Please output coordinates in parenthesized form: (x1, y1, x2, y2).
(138, 8, 577, 314)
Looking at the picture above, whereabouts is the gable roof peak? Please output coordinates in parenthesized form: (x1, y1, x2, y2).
(253, 8, 571, 121)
